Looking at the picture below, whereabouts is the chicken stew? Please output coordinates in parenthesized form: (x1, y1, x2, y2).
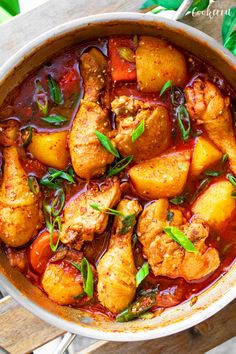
(0, 35, 236, 322)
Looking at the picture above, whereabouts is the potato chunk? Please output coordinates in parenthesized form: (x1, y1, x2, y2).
(192, 180, 235, 227)
(28, 130, 70, 169)
(42, 261, 83, 305)
(136, 36, 187, 92)
(129, 150, 191, 199)
(191, 136, 222, 176)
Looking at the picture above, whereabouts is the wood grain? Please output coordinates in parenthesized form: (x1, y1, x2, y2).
(0, 0, 236, 353)
(0, 296, 64, 354)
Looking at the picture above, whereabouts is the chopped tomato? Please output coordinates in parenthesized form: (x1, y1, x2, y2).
(108, 37, 137, 82)
(29, 230, 59, 274)
(59, 69, 80, 99)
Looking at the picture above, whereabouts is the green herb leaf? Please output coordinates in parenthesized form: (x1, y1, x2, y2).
(48, 216, 61, 252)
(118, 47, 135, 63)
(132, 119, 145, 142)
(71, 258, 94, 298)
(28, 176, 40, 195)
(140, 0, 209, 11)
(35, 80, 48, 115)
(191, 177, 210, 203)
(136, 262, 149, 287)
(169, 195, 186, 205)
(160, 80, 172, 96)
(22, 126, 33, 148)
(116, 292, 156, 322)
(51, 188, 65, 217)
(222, 154, 229, 163)
(119, 213, 136, 235)
(167, 210, 174, 222)
(90, 203, 124, 217)
(227, 173, 236, 188)
(41, 115, 67, 126)
(177, 105, 191, 141)
(132, 233, 138, 248)
(48, 75, 63, 105)
(94, 130, 119, 158)
(107, 155, 133, 177)
(204, 170, 222, 177)
(163, 226, 197, 253)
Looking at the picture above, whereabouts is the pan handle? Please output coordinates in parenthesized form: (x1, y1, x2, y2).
(172, 0, 195, 20)
(54, 332, 77, 354)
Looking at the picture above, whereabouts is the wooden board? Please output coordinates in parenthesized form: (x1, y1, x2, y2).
(0, 0, 235, 353)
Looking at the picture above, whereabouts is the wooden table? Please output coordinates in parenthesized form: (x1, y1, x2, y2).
(0, 0, 236, 353)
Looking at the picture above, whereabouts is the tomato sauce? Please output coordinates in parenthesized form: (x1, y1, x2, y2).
(1, 36, 236, 319)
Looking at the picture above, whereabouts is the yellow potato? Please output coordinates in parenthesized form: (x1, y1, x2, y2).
(192, 180, 235, 227)
(42, 262, 83, 305)
(191, 136, 222, 176)
(28, 130, 70, 169)
(129, 150, 191, 199)
(136, 36, 187, 92)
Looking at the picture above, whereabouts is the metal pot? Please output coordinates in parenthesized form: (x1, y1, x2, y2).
(0, 11, 236, 342)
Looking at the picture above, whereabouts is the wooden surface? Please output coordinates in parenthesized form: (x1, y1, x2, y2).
(0, 0, 236, 353)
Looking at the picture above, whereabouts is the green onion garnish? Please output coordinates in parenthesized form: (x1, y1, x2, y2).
(204, 170, 222, 177)
(107, 155, 133, 177)
(177, 104, 191, 141)
(169, 195, 187, 205)
(28, 176, 40, 195)
(131, 118, 145, 143)
(71, 258, 94, 298)
(47, 216, 61, 252)
(119, 213, 136, 235)
(48, 75, 63, 105)
(51, 188, 65, 217)
(227, 173, 236, 188)
(22, 126, 33, 147)
(222, 154, 229, 163)
(41, 114, 67, 126)
(136, 262, 149, 287)
(159, 80, 173, 97)
(163, 226, 197, 253)
(167, 210, 174, 222)
(94, 130, 120, 158)
(90, 203, 124, 217)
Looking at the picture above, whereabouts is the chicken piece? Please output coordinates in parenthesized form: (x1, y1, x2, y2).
(112, 96, 170, 161)
(97, 199, 142, 313)
(0, 146, 42, 247)
(0, 119, 19, 146)
(42, 249, 84, 305)
(185, 79, 236, 174)
(60, 177, 121, 249)
(69, 48, 114, 179)
(137, 200, 220, 281)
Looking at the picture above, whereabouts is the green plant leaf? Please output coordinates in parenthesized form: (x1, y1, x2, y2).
(1, 0, 20, 16)
(140, 0, 209, 11)
(224, 31, 236, 55)
(222, 7, 236, 44)
(0, 6, 11, 24)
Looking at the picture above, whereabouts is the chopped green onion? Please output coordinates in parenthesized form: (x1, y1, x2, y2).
(167, 210, 174, 222)
(40, 178, 59, 189)
(74, 292, 86, 300)
(47, 216, 61, 252)
(170, 86, 185, 106)
(71, 258, 94, 298)
(131, 118, 145, 143)
(192, 129, 203, 138)
(48, 168, 75, 183)
(159, 80, 172, 97)
(163, 226, 197, 253)
(191, 177, 210, 203)
(22, 126, 33, 147)
(118, 47, 135, 63)
(35, 79, 48, 115)
(116, 292, 156, 322)
(119, 213, 136, 235)
(41, 114, 67, 126)
(28, 176, 40, 195)
(222, 154, 229, 163)
(177, 105, 191, 141)
(132, 233, 138, 248)
(107, 155, 133, 177)
(136, 262, 149, 287)
(51, 189, 65, 217)
(227, 173, 236, 188)
(48, 75, 63, 105)
(169, 195, 187, 205)
(94, 130, 119, 158)
(90, 203, 124, 217)
(231, 190, 236, 198)
(204, 170, 222, 177)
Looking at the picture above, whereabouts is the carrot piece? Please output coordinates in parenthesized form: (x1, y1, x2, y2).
(29, 230, 59, 274)
(108, 36, 137, 82)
